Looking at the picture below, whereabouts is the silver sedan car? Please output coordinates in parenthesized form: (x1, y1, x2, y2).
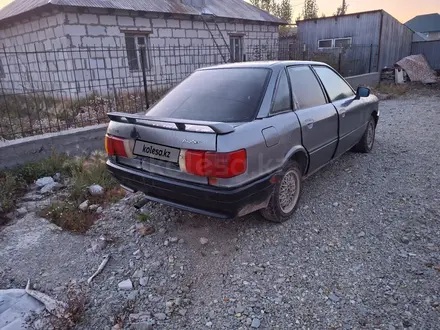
(106, 61, 379, 222)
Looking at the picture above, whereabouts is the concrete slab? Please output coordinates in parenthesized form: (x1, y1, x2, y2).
(0, 289, 44, 330)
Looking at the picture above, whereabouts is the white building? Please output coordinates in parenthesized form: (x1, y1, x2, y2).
(0, 0, 285, 96)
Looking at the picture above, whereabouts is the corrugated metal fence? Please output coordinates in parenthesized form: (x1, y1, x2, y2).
(412, 41, 440, 70)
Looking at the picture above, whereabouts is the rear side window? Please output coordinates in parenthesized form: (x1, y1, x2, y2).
(271, 71, 291, 114)
(147, 68, 270, 122)
(313, 66, 354, 101)
(287, 66, 326, 109)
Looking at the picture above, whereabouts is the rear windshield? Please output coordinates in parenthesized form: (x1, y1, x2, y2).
(147, 68, 270, 122)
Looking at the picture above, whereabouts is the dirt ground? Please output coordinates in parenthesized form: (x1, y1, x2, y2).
(1, 86, 439, 330)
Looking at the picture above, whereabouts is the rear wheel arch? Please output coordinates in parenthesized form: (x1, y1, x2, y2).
(285, 147, 308, 175)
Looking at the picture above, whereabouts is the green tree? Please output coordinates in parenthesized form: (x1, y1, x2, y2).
(335, 0, 348, 16)
(300, 0, 319, 20)
(250, 0, 292, 23)
(279, 0, 292, 23)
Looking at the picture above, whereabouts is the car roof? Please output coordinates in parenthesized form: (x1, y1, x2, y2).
(197, 60, 329, 70)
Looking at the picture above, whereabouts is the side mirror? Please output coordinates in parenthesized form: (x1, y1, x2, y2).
(356, 87, 370, 98)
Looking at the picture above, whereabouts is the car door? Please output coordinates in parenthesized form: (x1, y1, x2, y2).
(312, 65, 368, 157)
(287, 65, 339, 174)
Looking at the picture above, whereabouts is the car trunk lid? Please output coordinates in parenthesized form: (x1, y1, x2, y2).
(107, 112, 236, 184)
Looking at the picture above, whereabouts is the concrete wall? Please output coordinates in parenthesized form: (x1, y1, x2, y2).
(0, 6, 279, 97)
(61, 7, 279, 96)
(0, 9, 72, 94)
(0, 9, 68, 51)
(0, 124, 107, 169)
(345, 72, 380, 89)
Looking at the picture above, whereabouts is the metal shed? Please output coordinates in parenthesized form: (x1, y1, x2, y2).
(297, 10, 413, 74)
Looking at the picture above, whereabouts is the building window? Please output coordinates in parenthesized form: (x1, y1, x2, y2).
(318, 39, 333, 49)
(230, 36, 243, 62)
(125, 34, 151, 71)
(318, 37, 352, 49)
(334, 37, 352, 48)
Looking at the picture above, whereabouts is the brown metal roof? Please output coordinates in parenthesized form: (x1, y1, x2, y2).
(0, 0, 286, 24)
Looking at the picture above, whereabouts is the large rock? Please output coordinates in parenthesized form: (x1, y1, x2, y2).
(251, 318, 261, 328)
(118, 279, 133, 291)
(35, 177, 54, 188)
(40, 182, 62, 194)
(79, 200, 89, 212)
(88, 185, 104, 196)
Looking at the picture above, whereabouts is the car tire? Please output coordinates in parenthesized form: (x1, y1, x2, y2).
(260, 161, 303, 223)
(354, 116, 376, 153)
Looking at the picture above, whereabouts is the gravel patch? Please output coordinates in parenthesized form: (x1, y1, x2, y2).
(0, 90, 439, 329)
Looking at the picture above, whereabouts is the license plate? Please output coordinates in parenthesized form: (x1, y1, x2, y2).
(133, 141, 180, 163)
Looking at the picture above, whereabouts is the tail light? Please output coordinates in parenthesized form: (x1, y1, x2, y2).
(182, 149, 247, 179)
(105, 135, 134, 158)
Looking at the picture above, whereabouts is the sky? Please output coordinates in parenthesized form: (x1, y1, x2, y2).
(0, 0, 438, 23)
(312, 0, 439, 23)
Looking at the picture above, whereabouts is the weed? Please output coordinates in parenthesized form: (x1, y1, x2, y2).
(0, 87, 172, 140)
(137, 213, 152, 223)
(0, 152, 70, 223)
(1, 151, 123, 231)
(105, 187, 126, 204)
(65, 287, 88, 326)
(48, 284, 88, 330)
(40, 201, 96, 233)
(374, 83, 409, 97)
(68, 153, 120, 203)
(0, 172, 26, 222)
(13, 152, 70, 184)
(40, 153, 124, 232)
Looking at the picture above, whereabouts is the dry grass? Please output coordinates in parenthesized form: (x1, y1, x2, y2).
(0, 87, 170, 140)
(0, 173, 26, 224)
(1, 151, 124, 232)
(40, 152, 125, 233)
(0, 152, 69, 223)
(373, 83, 409, 98)
(48, 284, 88, 330)
(12, 152, 70, 184)
(42, 201, 96, 234)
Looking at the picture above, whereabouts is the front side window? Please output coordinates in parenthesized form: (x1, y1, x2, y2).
(230, 36, 243, 62)
(287, 66, 326, 109)
(271, 70, 291, 114)
(125, 34, 151, 71)
(148, 68, 270, 122)
(313, 66, 354, 102)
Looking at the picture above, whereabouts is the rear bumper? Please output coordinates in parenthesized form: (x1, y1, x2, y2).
(107, 161, 276, 219)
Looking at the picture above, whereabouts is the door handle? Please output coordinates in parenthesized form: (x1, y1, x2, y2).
(304, 119, 314, 129)
(340, 109, 347, 118)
